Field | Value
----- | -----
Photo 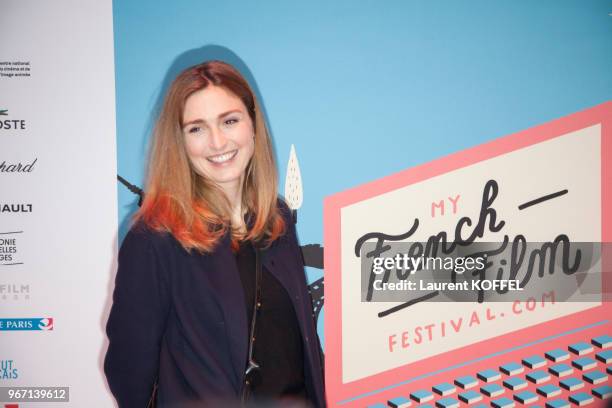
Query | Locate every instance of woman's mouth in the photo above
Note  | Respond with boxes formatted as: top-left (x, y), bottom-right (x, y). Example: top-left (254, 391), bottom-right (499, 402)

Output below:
top-left (206, 149), bottom-right (238, 164)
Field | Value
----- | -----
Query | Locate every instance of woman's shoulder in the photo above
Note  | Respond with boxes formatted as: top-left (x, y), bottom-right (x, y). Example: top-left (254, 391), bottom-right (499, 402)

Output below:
top-left (120, 219), bottom-right (180, 257)
top-left (275, 197), bottom-right (293, 224)
top-left (273, 197), bottom-right (299, 246)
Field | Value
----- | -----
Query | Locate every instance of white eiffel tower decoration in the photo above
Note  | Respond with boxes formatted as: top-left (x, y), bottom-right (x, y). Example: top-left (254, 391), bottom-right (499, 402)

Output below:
top-left (284, 144), bottom-right (303, 214)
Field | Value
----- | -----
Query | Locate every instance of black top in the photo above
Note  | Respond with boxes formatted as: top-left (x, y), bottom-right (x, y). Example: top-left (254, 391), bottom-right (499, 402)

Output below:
top-left (235, 239), bottom-right (308, 405)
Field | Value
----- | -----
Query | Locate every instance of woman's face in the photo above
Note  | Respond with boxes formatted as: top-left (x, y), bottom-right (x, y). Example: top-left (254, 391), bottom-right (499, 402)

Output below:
top-left (182, 85), bottom-right (255, 199)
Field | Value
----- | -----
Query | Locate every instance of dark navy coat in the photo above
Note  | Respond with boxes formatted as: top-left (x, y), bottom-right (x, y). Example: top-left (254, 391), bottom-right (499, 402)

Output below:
top-left (104, 201), bottom-right (326, 407)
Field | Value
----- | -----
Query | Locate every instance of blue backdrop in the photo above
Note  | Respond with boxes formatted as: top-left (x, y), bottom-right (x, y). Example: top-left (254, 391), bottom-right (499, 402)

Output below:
top-left (113, 0), bottom-right (612, 345)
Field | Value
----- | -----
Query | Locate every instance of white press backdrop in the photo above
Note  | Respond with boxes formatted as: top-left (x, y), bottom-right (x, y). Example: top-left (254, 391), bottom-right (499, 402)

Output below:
top-left (1, 0), bottom-right (117, 406)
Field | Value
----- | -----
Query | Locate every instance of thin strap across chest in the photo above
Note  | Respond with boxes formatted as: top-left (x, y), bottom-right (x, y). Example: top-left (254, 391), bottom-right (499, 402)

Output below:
top-left (241, 246), bottom-right (262, 404)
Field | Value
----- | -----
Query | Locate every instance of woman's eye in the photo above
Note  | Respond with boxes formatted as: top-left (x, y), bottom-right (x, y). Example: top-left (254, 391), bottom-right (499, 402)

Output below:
top-left (224, 118), bottom-right (238, 126)
top-left (188, 126), bottom-right (201, 134)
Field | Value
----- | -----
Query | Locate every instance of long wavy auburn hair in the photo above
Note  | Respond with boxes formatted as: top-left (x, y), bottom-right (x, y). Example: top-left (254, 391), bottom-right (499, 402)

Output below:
top-left (133, 60), bottom-right (285, 253)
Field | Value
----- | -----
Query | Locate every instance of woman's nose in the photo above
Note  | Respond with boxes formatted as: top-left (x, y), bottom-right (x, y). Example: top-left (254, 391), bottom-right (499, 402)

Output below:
top-left (209, 126), bottom-right (228, 150)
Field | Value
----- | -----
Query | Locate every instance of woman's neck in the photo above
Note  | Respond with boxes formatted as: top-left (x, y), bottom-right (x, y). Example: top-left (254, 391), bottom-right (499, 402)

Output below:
top-left (222, 182), bottom-right (246, 232)
top-left (231, 204), bottom-right (246, 230)
top-left (228, 191), bottom-right (246, 232)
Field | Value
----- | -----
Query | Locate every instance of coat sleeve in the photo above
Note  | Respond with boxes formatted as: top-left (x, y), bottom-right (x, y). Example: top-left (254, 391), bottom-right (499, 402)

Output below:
top-left (104, 227), bottom-right (171, 407)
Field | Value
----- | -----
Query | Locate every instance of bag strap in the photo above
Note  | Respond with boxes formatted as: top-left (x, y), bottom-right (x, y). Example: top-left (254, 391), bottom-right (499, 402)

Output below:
top-left (241, 245), bottom-right (262, 404)
top-left (146, 381), bottom-right (158, 408)
top-left (245, 246), bottom-right (262, 375)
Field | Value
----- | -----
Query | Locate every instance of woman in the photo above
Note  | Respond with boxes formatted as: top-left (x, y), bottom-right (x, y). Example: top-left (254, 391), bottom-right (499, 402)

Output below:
top-left (104, 60), bottom-right (325, 407)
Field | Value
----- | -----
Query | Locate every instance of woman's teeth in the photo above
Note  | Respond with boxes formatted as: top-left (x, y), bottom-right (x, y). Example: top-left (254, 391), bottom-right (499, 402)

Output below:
top-left (207, 150), bottom-right (237, 163)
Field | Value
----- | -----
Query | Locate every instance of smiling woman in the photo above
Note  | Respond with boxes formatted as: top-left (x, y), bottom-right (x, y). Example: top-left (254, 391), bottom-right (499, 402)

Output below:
top-left (182, 85), bottom-right (256, 226)
top-left (103, 61), bottom-right (326, 407)
top-left (134, 61), bottom-right (284, 251)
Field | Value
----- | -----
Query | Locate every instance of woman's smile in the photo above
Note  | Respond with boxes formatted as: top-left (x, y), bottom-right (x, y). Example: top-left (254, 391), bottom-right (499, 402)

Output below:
top-left (206, 149), bottom-right (238, 164)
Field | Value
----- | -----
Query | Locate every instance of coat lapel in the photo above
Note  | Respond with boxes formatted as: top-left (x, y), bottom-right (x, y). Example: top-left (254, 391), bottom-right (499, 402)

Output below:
top-left (263, 235), bottom-right (326, 408)
top-left (203, 231), bottom-right (248, 392)
top-left (202, 224), bottom-right (318, 399)
top-left (260, 241), bottom-right (300, 302)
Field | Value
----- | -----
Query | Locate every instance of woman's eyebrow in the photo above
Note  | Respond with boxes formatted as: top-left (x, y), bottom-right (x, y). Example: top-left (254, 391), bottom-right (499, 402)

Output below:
top-left (182, 118), bottom-right (205, 128)
top-left (218, 109), bottom-right (242, 118)
top-left (182, 109), bottom-right (242, 128)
